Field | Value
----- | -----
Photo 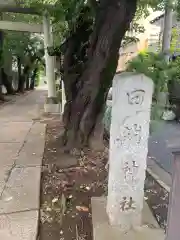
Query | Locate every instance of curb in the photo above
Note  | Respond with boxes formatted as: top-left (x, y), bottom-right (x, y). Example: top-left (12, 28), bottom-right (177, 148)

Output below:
top-left (146, 167), bottom-right (170, 193)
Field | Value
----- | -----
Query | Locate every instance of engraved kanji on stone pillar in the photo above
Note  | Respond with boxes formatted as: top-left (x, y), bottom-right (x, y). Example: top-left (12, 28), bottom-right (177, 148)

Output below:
top-left (107, 73), bottom-right (153, 230)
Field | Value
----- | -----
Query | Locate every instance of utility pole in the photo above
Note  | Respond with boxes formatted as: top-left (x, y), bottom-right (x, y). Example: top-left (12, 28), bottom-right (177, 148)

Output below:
top-left (162, 1), bottom-right (173, 62)
top-left (160, 2), bottom-right (173, 116)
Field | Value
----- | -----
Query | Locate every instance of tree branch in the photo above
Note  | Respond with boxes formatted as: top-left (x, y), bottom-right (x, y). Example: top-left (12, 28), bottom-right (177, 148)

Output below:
top-left (89, 0), bottom-right (98, 11)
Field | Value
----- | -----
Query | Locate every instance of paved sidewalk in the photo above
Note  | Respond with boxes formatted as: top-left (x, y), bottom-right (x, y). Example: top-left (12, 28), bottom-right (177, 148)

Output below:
top-left (0, 89), bottom-right (47, 240)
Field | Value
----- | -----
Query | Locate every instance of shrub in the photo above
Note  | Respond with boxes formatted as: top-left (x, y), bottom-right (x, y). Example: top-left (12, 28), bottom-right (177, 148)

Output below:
top-left (127, 52), bottom-right (177, 97)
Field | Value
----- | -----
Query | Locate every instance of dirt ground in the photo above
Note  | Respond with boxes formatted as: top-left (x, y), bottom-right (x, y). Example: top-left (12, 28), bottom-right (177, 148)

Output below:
top-left (39, 120), bottom-right (108, 240)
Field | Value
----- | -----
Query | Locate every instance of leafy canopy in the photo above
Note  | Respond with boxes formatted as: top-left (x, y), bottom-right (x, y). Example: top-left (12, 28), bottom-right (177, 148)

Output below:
top-left (6, 0), bottom-right (180, 65)
top-left (19, 0), bottom-right (180, 45)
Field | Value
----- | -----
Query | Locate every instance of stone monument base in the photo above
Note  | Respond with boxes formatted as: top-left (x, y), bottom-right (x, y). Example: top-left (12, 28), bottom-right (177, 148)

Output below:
top-left (44, 103), bottom-right (61, 113)
top-left (44, 97), bottom-right (61, 114)
top-left (91, 197), bottom-right (165, 240)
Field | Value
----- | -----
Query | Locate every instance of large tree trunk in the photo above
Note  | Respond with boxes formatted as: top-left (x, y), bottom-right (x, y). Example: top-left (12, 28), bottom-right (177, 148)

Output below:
top-left (62, 0), bottom-right (138, 150)
top-left (18, 56), bottom-right (36, 92)
top-left (25, 65), bottom-right (31, 91)
top-left (0, 43), bottom-right (3, 100)
top-left (18, 75), bottom-right (25, 92)
top-left (2, 69), bottom-right (15, 94)
top-left (25, 74), bottom-right (30, 90)
top-left (30, 68), bottom-right (38, 90)
top-left (0, 18), bottom-right (14, 95)
top-left (0, 88), bottom-right (4, 101)
top-left (18, 65), bottom-right (30, 92)
top-left (17, 56), bottom-right (24, 92)
top-left (0, 71), bottom-right (4, 101)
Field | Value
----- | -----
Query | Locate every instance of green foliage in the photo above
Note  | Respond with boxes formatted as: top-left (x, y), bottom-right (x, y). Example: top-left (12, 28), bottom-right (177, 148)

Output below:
top-left (171, 56), bottom-right (180, 80)
top-left (1, 10), bottom-right (43, 65)
top-left (127, 51), bottom-right (180, 124)
top-left (7, 0), bottom-right (180, 77)
top-left (18, 0), bottom-right (180, 50)
top-left (127, 52), bottom-right (177, 94)
top-left (170, 27), bottom-right (180, 54)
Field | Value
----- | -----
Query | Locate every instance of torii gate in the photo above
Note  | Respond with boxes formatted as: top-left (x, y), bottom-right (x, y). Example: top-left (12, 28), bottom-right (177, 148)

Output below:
top-left (0, 1), bottom-right (57, 101)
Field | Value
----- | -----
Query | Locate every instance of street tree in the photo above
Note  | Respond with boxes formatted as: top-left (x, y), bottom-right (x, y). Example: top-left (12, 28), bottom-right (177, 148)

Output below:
top-left (23, 0), bottom-right (180, 151)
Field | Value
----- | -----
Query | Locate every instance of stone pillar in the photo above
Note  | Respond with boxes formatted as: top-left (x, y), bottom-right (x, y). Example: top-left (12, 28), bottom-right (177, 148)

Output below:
top-left (107, 73), bottom-right (153, 230)
top-left (43, 13), bottom-right (56, 99)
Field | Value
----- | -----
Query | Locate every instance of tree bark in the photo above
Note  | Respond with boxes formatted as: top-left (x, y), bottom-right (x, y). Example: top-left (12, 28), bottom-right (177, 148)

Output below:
top-left (18, 65), bottom-right (29, 92)
top-left (62, 0), bottom-right (138, 150)
top-left (0, 18), bottom-right (14, 95)
top-left (21, 54), bottom-right (39, 91)
top-left (0, 69), bottom-right (4, 101)
top-left (18, 75), bottom-right (25, 92)
top-left (30, 68), bottom-right (38, 89)
top-left (25, 73), bottom-right (30, 90)
top-left (0, 36), bottom-right (3, 101)
top-left (17, 56), bottom-right (24, 92)
top-left (2, 69), bottom-right (15, 95)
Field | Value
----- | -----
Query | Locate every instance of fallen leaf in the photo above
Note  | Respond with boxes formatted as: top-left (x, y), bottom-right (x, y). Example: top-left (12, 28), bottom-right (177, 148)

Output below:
top-left (76, 206), bottom-right (89, 212)
top-left (46, 207), bottom-right (52, 212)
top-left (52, 197), bottom-right (59, 203)
top-left (5, 196), bottom-right (13, 202)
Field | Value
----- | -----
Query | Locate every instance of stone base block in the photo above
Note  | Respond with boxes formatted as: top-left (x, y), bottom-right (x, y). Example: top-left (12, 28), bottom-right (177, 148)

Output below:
top-left (44, 103), bottom-right (61, 114)
top-left (91, 197), bottom-right (165, 240)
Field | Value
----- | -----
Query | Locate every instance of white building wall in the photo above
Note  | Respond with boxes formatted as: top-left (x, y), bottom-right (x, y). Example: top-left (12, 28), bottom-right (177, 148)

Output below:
top-left (147, 12), bottom-right (179, 53)
top-left (117, 11), bottom-right (180, 72)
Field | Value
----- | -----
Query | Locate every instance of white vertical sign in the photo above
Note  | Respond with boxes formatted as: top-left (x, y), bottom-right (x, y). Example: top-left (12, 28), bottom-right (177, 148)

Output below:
top-left (107, 73), bottom-right (153, 230)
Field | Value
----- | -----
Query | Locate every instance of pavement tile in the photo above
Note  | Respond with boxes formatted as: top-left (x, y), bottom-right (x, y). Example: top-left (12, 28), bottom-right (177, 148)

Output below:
top-left (0, 143), bottom-right (21, 168)
top-left (0, 122), bottom-right (33, 143)
top-left (0, 210), bottom-right (38, 240)
top-left (0, 174), bottom-right (6, 195)
top-left (27, 122), bottom-right (46, 138)
top-left (6, 167), bottom-right (41, 189)
top-left (0, 167), bottom-right (41, 214)
top-left (0, 166), bottom-right (12, 192)
top-left (15, 149), bottom-right (44, 167)
top-left (0, 90), bottom-right (46, 239)
top-left (16, 123), bottom-right (46, 167)
top-left (0, 143), bottom-right (22, 195)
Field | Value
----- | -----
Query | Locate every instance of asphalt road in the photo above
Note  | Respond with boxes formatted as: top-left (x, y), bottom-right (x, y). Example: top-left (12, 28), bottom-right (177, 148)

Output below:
top-left (148, 121), bottom-right (180, 174)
